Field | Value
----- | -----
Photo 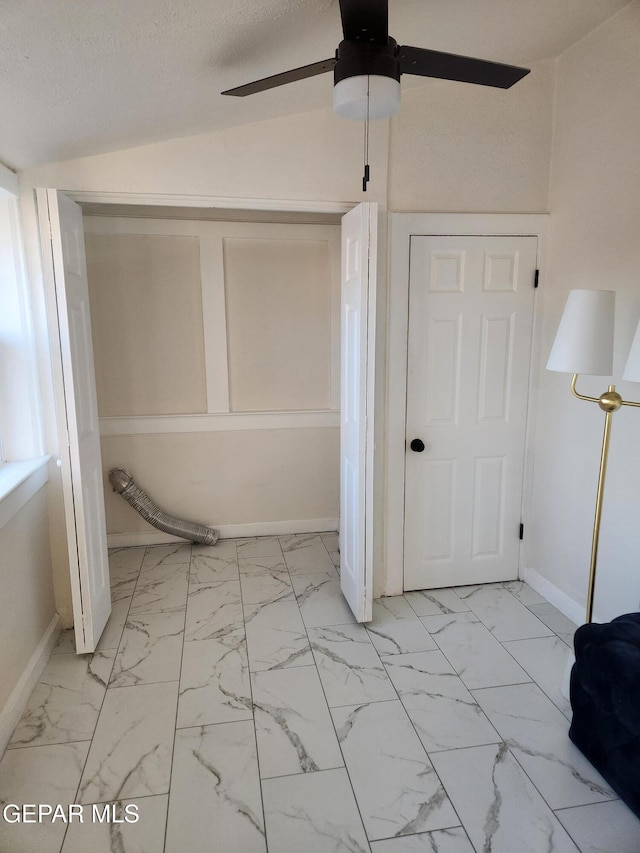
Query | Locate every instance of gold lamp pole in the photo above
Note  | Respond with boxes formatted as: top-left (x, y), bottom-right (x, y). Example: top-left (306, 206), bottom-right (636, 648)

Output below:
top-left (569, 375), bottom-right (640, 622)
top-left (547, 289), bottom-right (640, 624)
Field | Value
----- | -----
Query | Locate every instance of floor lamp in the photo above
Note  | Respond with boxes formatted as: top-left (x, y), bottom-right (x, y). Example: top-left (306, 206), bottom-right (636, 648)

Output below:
top-left (547, 289), bottom-right (640, 623)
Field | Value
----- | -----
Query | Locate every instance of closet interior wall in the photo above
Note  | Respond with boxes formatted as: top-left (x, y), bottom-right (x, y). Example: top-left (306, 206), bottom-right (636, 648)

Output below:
top-left (81, 204), bottom-right (342, 545)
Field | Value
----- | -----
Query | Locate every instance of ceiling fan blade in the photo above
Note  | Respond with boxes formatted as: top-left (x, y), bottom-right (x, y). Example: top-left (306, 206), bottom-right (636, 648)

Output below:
top-left (398, 46), bottom-right (530, 89)
top-left (221, 57), bottom-right (336, 97)
top-left (339, 0), bottom-right (388, 43)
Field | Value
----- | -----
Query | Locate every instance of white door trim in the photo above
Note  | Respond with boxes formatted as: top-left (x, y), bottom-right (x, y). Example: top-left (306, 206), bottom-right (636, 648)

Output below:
top-left (384, 213), bottom-right (550, 597)
top-left (64, 190), bottom-right (353, 216)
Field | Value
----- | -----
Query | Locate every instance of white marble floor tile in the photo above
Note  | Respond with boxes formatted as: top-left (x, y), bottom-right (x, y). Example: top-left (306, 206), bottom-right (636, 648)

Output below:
top-left (109, 548), bottom-right (144, 600)
top-left (109, 546), bottom-right (146, 572)
top-left (329, 550), bottom-right (341, 570)
top-left (502, 635), bottom-right (573, 718)
top-left (455, 584), bottom-right (554, 642)
top-left (502, 580), bottom-right (546, 606)
top-left (262, 767), bottom-right (369, 853)
top-left (141, 543), bottom-right (191, 569)
top-left (332, 700), bottom-right (458, 841)
top-left (96, 596), bottom-right (132, 651)
top-left (321, 532), bottom-right (339, 552)
top-left (252, 666), bottom-right (343, 778)
top-left (9, 650), bottom-right (116, 747)
top-left (420, 612), bottom-right (530, 690)
top-left (129, 563), bottom-right (189, 616)
top-left (0, 742), bottom-right (90, 853)
top-left (192, 539), bottom-right (235, 557)
top-left (238, 554), bottom-right (289, 576)
top-left (165, 721), bottom-right (265, 853)
top-left (236, 536), bottom-right (283, 558)
top-left (404, 588), bottom-right (469, 617)
top-left (240, 570), bottom-right (294, 606)
top-left (189, 540), bottom-right (239, 583)
top-left (555, 800), bottom-right (640, 853)
top-left (279, 533), bottom-right (323, 552)
top-left (472, 682), bottom-right (614, 809)
top-left (110, 569), bottom-right (139, 602)
top-left (244, 599), bottom-right (313, 671)
top-left (370, 828), bottom-right (474, 853)
top-left (51, 628), bottom-right (76, 655)
top-left (110, 610), bottom-right (185, 687)
top-left (292, 573), bottom-right (357, 628)
top-left (184, 579), bottom-right (243, 641)
top-left (527, 602), bottom-right (578, 647)
top-left (431, 744), bottom-right (580, 853)
top-left (281, 534), bottom-right (337, 576)
top-left (372, 596), bottom-right (416, 621)
top-left (366, 615), bottom-right (437, 656)
top-left (382, 651), bottom-right (500, 753)
top-left (308, 623), bottom-right (396, 707)
top-left (110, 576), bottom-right (138, 603)
top-left (61, 794), bottom-right (168, 853)
top-left (78, 681), bottom-right (178, 804)
top-left (177, 634), bottom-right (252, 728)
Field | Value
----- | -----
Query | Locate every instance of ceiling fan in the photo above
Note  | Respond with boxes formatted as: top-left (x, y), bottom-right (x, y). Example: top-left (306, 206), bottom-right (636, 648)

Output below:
top-left (221, 0), bottom-right (530, 121)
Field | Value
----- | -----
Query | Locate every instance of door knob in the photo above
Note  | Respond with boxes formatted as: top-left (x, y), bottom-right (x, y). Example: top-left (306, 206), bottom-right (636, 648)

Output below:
top-left (410, 438), bottom-right (425, 453)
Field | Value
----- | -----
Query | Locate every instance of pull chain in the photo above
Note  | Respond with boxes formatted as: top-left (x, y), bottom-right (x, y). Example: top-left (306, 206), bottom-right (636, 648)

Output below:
top-left (362, 74), bottom-right (370, 192)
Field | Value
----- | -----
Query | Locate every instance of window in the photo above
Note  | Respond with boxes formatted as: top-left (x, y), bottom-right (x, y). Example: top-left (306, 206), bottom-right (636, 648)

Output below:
top-left (0, 165), bottom-right (47, 524)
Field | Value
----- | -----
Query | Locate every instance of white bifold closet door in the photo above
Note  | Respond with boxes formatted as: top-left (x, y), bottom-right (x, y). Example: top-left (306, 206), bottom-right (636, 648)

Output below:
top-left (38, 189), bottom-right (111, 653)
top-left (339, 202), bottom-right (377, 622)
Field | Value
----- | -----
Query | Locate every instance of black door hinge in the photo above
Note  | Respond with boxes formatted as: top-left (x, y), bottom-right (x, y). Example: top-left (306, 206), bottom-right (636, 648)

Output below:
top-left (519, 522), bottom-right (524, 540)
top-left (534, 269), bottom-right (539, 288)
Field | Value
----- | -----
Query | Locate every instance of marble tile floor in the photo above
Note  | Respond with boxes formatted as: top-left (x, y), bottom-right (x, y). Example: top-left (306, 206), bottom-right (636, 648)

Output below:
top-left (1, 535), bottom-right (639, 852)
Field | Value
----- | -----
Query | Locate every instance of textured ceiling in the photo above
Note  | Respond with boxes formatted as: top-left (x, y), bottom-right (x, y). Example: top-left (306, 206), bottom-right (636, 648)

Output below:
top-left (0, 0), bottom-right (631, 169)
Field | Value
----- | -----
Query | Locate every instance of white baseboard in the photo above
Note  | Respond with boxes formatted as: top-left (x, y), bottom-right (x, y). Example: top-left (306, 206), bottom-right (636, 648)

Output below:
top-left (0, 614), bottom-right (60, 756)
top-left (523, 566), bottom-right (585, 626)
top-left (107, 518), bottom-right (339, 549)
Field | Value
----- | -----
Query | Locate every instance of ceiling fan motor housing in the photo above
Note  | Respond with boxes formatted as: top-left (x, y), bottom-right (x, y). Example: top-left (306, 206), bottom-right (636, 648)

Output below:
top-left (333, 38), bottom-right (401, 120)
top-left (333, 38), bottom-right (400, 85)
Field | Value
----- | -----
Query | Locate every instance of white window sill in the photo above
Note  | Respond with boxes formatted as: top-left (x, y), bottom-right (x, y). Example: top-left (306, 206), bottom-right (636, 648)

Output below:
top-left (0, 456), bottom-right (50, 530)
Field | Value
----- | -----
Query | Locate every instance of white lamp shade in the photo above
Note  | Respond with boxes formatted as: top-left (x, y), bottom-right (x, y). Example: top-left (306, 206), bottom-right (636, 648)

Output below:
top-left (333, 74), bottom-right (400, 120)
top-left (546, 289), bottom-right (615, 375)
top-left (623, 317), bottom-right (640, 382)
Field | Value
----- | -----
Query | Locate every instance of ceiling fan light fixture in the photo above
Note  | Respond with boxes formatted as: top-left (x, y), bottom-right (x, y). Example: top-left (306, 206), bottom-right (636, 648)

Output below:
top-left (333, 74), bottom-right (400, 120)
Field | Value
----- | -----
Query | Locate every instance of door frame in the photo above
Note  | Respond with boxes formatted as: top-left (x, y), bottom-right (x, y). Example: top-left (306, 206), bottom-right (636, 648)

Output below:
top-left (384, 213), bottom-right (550, 597)
top-left (64, 191), bottom-right (353, 216)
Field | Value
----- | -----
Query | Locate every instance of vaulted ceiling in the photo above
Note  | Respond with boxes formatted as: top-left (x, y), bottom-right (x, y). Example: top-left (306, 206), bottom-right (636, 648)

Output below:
top-left (0, 0), bottom-right (630, 170)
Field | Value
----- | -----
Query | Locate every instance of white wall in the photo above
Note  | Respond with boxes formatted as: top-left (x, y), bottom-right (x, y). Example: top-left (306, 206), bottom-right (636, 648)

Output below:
top-left (20, 107), bottom-right (389, 205)
top-left (0, 488), bottom-right (56, 717)
top-left (86, 227), bottom-right (207, 417)
top-left (388, 61), bottom-right (554, 213)
top-left (527, 3), bottom-right (640, 622)
top-left (101, 428), bottom-right (339, 536)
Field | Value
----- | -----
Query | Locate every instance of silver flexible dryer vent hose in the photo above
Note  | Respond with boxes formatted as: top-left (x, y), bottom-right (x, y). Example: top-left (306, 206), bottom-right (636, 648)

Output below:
top-left (109, 468), bottom-right (218, 546)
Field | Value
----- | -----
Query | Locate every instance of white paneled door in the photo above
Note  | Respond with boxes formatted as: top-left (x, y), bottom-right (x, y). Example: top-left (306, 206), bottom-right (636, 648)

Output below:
top-left (340, 203), bottom-right (377, 622)
top-left (38, 189), bottom-right (111, 652)
top-left (404, 235), bottom-right (537, 590)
